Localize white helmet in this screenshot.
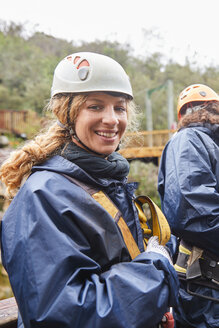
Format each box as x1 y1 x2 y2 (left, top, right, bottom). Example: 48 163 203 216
51 52 133 99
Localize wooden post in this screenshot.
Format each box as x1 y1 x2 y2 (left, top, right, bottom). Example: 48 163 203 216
167 79 175 140
145 91 153 147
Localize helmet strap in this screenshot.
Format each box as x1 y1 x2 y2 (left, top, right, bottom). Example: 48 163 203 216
67 97 74 125
72 132 108 157
185 103 207 116
115 142 120 151
56 120 66 129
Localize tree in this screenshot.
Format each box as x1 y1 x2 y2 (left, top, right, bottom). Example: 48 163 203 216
1 20 219 125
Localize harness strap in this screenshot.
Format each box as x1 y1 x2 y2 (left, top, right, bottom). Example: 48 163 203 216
92 191 141 259
62 174 140 259
62 175 171 259
174 241 191 276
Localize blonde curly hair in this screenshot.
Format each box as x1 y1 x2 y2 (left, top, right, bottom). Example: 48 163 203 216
0 93 138 197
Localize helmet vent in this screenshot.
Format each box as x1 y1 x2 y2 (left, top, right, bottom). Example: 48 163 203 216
73 56 80 64
77 59 90 68
66 55 90 81
78 67 89 81
199 91 207 97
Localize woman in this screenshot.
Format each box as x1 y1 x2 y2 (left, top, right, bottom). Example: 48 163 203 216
158 84 219 328
1 52 178 328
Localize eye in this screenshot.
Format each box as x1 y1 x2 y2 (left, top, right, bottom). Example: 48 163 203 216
115 106 127 112
88 105 102 110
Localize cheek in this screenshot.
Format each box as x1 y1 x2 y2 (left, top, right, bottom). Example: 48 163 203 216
121 115 128 131
74 118 86 137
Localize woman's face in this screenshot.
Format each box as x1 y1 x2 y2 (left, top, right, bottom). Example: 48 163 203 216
74 92 128 156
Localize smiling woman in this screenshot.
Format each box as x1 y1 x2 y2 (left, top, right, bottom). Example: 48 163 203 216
0 52 179 328
73 92 128 156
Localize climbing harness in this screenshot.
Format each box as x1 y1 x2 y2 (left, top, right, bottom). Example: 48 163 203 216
175 240 219 302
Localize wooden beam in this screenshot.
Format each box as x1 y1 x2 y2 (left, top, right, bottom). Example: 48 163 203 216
0 297 17 328
119 146 164 159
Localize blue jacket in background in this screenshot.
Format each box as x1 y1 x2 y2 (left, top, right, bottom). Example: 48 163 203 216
1 155 178 328
158 124 219 327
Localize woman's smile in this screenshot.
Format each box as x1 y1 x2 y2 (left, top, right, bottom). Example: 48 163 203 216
95 131 117 138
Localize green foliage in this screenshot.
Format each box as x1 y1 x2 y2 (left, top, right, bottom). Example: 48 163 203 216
129 161 160 206
0 20 219 128
0 264 13 300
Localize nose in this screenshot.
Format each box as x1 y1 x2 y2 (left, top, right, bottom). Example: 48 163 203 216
102 106 119 125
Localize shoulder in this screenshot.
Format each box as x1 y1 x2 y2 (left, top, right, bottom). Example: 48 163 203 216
171 126 202 141
176 125 215 141
160 127 212 170
15 170 87 213
167 127 210 151
27 170 68 190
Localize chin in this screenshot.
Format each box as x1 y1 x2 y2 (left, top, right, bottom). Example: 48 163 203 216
100 148 116 156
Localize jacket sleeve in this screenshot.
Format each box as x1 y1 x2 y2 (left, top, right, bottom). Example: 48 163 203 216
158 129 219 255
1 172 179 328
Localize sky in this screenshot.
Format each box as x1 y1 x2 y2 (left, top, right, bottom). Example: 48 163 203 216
1 0 219 68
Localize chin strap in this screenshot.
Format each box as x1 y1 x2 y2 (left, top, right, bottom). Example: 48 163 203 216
72 132 108 157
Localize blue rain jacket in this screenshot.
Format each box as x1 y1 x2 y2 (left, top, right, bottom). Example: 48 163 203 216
158 124 219 327
1 155 178 328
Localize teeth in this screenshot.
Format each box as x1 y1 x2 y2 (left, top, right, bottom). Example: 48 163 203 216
97 132 116 138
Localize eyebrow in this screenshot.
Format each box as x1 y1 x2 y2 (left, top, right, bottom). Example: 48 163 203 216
86 98 104 103
87 98 126 104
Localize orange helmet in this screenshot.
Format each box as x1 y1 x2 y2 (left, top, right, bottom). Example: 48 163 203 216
177 84 219 119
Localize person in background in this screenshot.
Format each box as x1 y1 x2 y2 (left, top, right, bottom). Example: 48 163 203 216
158 83 219 328
0 52 178 328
